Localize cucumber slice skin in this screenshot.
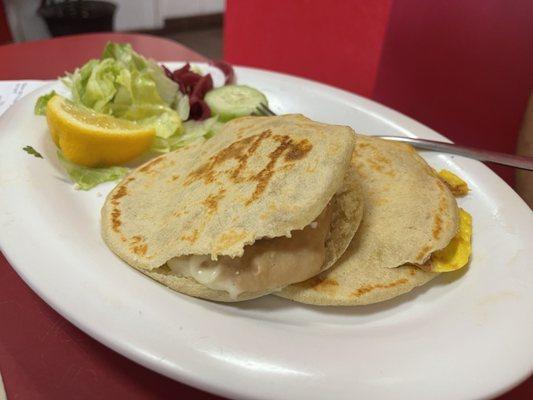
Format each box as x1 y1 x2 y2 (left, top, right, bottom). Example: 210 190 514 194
205 85 268 122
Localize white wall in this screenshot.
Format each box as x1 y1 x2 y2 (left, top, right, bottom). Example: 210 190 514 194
157 0 225 24
4 0 50 42
114 0 225 31
112 0 159 31
5 0 226 42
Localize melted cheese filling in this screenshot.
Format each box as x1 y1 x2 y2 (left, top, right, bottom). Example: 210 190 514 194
167 205 333 299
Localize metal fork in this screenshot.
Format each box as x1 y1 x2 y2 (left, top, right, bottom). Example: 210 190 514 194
253 103 276 116
253 104 533 171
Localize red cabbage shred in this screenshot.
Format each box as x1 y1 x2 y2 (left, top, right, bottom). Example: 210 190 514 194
163 61 234 120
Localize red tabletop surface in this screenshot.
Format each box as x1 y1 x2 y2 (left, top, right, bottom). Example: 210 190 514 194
0 32 531 399
0 32 223 400
0 32 205 80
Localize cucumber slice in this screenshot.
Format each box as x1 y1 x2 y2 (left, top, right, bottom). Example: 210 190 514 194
205 85 268 121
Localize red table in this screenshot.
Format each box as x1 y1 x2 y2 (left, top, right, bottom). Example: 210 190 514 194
0 32 205 80
1 32 530 399
0 32 223 400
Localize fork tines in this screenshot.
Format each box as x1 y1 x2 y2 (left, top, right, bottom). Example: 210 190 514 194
254 103 277 116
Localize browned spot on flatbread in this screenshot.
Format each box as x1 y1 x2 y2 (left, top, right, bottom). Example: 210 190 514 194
284 138 312 161
184 132 265 186
426 179 453 241
202 189 227 213
111 185 128 204
432 183 449 240
214 229 249 252
356 141 395 176
245 135 312 205
180 229 199 244
279 163 295 172
110 186 128 232
184 162 214 185
416 244 431 262
171 174 180 181
417 260 434 272
367 156 395 177
129 235 148 256
433 214 443 239
356 142 372 150
111 209 121 232
436 178 454 200
292 276 339 295
310 278 339 295
376 153 392 165
353 161 368 178
351 278 409 298
139 156 165 173
184 130 313 206
109 178 136 233
244 134 292 205
231 132 270 180
436 179 447 192
133 244 148 256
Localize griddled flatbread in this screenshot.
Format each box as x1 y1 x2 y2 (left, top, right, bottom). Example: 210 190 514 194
101 114 363 301
145 164 363 302
277 135 458 306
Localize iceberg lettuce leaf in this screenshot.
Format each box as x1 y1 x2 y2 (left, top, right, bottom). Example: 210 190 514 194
151 116 219 153
34 91 57 115
57 151 129 190
62 42 182 140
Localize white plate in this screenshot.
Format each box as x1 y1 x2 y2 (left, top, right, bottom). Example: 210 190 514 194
1 64 532 400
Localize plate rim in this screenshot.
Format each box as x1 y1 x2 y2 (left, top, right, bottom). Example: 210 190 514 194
1 64 532 400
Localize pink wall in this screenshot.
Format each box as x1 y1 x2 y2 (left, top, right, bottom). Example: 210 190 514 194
224 0 533 184
373 0 533 183
224 0 393 97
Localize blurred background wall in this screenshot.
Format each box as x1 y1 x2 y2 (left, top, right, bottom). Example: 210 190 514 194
3 0 224 42
1 0 531 191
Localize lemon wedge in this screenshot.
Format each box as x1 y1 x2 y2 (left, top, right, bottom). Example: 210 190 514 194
46 95 155 167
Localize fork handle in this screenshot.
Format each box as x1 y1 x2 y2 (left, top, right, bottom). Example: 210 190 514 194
378 136 533 171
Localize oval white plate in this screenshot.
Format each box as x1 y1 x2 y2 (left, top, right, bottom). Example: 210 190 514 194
1 64 532 400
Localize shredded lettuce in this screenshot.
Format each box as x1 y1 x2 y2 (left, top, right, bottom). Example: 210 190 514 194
174 91 190 121
140 109 183 139
152 116 220 153
182 116 220 141
34 42 227 190
57 151 129 190
61 43 186 140
34 91 57 115
190 64 204 75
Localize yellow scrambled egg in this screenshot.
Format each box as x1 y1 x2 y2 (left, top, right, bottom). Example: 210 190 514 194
438 169 469 196
429 209 472 272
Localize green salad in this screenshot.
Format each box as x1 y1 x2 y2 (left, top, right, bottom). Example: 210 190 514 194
33 42 268 190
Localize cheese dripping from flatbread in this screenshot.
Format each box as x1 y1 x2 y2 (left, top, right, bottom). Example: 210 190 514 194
168 204 333 299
